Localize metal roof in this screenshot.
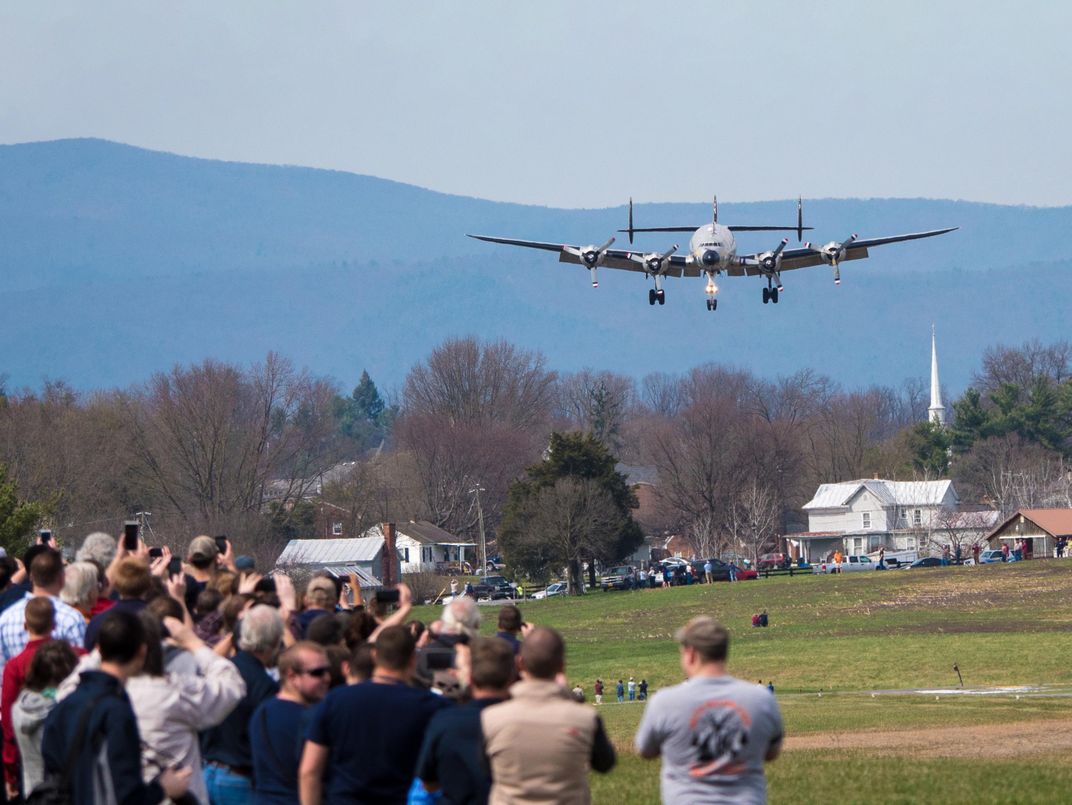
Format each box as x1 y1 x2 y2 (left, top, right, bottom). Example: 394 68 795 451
321 564 383 588
988 508 1072 540
804 480 955 510
275 536 385 566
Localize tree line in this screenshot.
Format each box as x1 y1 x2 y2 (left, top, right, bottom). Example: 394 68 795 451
1 337 1069 575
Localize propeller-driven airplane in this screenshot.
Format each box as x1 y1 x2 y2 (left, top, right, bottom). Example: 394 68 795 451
468 198 956 311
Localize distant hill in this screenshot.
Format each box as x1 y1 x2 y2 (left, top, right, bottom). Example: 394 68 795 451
1 138 1070 395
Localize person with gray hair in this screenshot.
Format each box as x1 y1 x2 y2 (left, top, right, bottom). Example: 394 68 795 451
59 561 100 620
441 595 481 638
75 532 116 568
202 605 283 803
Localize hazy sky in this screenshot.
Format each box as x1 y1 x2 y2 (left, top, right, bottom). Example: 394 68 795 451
1 1 1068 208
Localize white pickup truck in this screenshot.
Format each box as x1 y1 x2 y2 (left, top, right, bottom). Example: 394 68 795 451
812 555 875 574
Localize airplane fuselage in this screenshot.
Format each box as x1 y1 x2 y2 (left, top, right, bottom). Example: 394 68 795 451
688 223 737 273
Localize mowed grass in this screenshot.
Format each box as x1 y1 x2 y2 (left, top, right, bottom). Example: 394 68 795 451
414 561 1072 803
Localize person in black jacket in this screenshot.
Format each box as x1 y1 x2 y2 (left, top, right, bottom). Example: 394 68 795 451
41 609 191 804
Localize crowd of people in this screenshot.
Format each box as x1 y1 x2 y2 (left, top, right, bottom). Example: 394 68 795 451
0 531 783 804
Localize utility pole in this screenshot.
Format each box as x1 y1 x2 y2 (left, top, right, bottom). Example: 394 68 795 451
470 486 487 573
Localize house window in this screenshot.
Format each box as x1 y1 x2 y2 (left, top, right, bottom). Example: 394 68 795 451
402 547 410 563
332 522 343 536
862 512 871 530
913 509 923 527
853 538 864 554
899 507 907 518
906 537 917 550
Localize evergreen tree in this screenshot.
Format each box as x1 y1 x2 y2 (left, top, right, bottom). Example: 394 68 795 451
0 464 44 555
498 432 643 592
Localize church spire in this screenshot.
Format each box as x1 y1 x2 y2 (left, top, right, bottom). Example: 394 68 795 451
928 324 947 426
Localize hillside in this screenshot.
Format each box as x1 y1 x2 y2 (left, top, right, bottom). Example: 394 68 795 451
1 139 1070 392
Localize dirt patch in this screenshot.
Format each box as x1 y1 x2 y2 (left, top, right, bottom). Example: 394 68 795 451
785 719 1072 757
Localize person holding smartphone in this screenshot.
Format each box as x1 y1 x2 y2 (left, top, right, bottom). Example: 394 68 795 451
181 536 224 614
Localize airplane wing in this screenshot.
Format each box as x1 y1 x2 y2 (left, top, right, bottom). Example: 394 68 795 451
467 234 694 276
735 227 957 275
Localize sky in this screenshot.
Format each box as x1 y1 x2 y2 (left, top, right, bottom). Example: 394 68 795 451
1 1 1069 209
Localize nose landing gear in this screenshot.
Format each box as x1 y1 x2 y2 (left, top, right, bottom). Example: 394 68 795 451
762 279 781 305
648 288 665 306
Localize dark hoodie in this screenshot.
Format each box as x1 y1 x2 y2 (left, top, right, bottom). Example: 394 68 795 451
42 670 163 805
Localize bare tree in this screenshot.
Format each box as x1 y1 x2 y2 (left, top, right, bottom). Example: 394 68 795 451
121 354 341 542
973 339 1071 394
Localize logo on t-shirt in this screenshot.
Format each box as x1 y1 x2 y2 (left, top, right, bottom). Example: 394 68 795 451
687 699 751 777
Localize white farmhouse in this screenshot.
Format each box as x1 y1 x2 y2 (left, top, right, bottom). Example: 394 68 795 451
791 479 965 561
360 521 477 575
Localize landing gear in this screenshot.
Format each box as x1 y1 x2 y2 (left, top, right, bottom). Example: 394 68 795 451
706 298 718 311
648 289 665 306
763 279 780 305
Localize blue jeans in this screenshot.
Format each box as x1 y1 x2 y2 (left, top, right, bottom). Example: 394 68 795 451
205 764 253 805
628 690 635 701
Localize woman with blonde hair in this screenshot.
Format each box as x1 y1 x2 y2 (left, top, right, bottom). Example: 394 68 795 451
59 561 99 621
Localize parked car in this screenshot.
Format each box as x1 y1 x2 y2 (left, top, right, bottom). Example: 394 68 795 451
979 549 1006 564
757 552 788 570
908 557 943 568
472 575 513 599
532 581 567 599
687 559 732 582
601 565 637 591
813 555 875 574
736 567 759 581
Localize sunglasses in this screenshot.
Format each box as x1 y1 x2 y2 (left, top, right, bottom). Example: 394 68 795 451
298 666 331 678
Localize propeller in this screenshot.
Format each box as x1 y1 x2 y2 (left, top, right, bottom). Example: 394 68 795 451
632 244 678 276
804 234 857 284
797 197 804 242
627 198 634 245
757 238 788 291
565 236 615 287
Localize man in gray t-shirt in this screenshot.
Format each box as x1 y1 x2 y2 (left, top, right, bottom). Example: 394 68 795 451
635 616 783 804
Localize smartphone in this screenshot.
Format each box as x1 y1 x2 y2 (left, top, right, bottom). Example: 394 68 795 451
375 588 400 605
167 557 183 578
38 529 53 545
425 649 456 671
148 547 163 559
214 535 228 554
123 521 140 551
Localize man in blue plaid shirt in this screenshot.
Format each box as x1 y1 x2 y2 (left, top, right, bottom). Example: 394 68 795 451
0 550 86 678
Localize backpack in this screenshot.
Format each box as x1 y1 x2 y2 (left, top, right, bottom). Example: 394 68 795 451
26 693 117 805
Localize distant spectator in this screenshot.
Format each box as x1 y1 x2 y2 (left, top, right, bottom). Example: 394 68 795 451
703 560 713 584
0 556 28 617
2 598 57 797
299 625 451 803
594 678 604 705
84 556 151 651
202 605 284 804
628 676 637 702
636 616 783 804
298 577 337 638
495 605 524 654
1002 542 1011 561
617 679 625 703
183 535 221 612
0 550 86 672
250 641 330 805
60 561 100 621
11 640 79 795
75 531 117 569
482 627 615 803
417 637 515 804
639 679 648 701
43 610 192 804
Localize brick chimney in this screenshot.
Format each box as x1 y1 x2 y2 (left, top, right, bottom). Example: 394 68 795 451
381 522 398 588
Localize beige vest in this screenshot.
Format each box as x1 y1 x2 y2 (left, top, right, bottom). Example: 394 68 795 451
481 679 599 805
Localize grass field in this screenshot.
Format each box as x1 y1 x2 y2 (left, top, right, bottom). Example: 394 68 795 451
415 561 1072 803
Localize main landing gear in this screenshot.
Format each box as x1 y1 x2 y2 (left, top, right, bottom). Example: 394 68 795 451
706 298 718 311
648 288 665 306
762 278 781 305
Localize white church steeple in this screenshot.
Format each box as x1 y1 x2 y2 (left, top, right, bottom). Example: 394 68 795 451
928 324 947 426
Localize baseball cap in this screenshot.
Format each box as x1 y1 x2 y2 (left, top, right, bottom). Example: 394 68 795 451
235 555 255 572
187 535 219 562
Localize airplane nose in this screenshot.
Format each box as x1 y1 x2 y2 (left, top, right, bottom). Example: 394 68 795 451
701 250 720 267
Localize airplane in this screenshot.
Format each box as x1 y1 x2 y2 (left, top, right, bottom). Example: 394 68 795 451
468 198 956 311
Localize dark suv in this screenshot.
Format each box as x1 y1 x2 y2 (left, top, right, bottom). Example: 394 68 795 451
601 565 636 591
688 558 732 582
472 575 513 600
